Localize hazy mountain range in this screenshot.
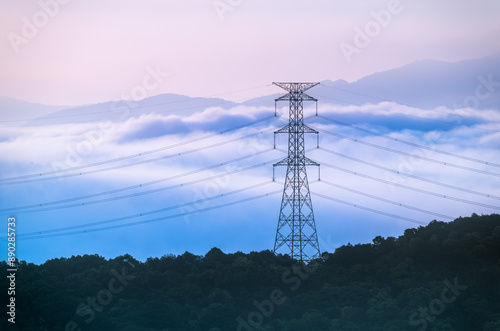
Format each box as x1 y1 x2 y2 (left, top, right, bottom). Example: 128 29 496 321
1 53 499 126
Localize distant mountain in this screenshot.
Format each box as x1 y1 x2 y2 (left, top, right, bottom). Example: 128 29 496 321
312 53 500 110
3 53 500 126
23 94 239 126
0 97 71 126
244 53 500 110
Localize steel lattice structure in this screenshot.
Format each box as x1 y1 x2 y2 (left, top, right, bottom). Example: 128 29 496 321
273 82 321 263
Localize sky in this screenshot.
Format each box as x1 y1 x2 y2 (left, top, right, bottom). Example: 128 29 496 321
1 0 500 264
1 0 500 105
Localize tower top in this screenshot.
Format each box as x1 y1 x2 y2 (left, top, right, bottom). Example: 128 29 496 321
273 82 319 93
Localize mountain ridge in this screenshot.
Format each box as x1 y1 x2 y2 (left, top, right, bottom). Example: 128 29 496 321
2 53 499 126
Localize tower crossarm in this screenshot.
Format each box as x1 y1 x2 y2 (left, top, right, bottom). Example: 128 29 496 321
273 157 319 167
275 92 317 103
274 124 318 134
273 82 319 93
303 157 320 167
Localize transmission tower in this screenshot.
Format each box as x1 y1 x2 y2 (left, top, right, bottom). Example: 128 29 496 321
273 82 321 263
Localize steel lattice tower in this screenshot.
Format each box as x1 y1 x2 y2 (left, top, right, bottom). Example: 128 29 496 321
273 82 320 263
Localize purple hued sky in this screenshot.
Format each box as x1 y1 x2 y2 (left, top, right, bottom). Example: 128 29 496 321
1 0 500 106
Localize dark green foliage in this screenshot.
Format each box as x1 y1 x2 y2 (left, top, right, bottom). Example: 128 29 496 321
1 214 499 330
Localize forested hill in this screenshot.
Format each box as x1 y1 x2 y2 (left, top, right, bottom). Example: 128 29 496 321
1 214 500 331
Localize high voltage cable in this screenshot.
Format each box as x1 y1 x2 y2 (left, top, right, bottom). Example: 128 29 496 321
318 82 422 108
1 125 279 186
8 183 282 241
14 99 229 124
309 92 455 126
279 146 500 203
318 147 500 200
317 82 500 127
1 132 266 185
4 80 496 242
318 129 500 178
0 114 276 183
19 180 274 236
7 80 494 243
319 82 400 103
319 161 500 212
1 84 273 124
8 155 282 214
318 114 500 168
0 149 279 212
3 112 316 185
313 191 428 226
299 146 499 211
319 179 454 220
274 179 428 225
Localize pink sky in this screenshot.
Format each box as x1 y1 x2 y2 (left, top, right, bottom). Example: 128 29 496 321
1 0 500 106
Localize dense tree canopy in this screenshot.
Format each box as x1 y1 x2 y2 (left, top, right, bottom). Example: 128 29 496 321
1 213 499 330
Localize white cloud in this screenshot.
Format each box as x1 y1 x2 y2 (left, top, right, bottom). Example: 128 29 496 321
1 100 499 262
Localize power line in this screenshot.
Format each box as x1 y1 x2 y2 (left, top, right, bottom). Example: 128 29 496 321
9 154 281 214
319 161 500 212
0 84 273 124
317 129 500 178
320 179 454 220
317 82 500 127
10 182 282 241
1 125 279 186
3 80 496 246
319 82 425 106
313 191 428 226
7 99 230 125
309 92 455 126
0 149 279 212
0 115 276 183
1 132 266 185
318 114 500 168
318 147 500 200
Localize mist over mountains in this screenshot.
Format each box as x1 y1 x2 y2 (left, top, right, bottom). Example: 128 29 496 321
2 53 499 128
